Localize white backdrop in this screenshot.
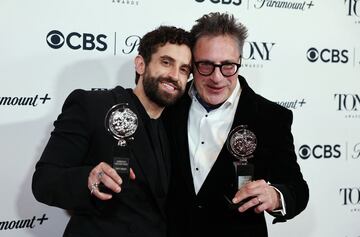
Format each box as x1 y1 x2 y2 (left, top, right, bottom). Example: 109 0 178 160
1 0 360 236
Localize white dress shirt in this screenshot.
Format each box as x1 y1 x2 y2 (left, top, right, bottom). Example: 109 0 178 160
188 80 241 194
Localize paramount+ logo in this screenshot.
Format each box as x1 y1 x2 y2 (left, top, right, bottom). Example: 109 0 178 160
0 214 48 231
46 30 107 51
306 47 349 63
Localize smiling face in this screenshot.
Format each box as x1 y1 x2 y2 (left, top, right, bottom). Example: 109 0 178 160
137 42 192 107
193 35 241 106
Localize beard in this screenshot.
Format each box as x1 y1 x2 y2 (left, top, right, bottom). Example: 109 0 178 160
142 72 185 107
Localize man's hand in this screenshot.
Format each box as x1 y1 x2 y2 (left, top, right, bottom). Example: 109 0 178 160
232 179 281 213
87 162 136 200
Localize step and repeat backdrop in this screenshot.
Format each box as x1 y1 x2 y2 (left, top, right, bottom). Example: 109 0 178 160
1 0 359 236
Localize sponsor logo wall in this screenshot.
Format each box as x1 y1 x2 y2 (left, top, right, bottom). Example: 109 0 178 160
1 0 359 236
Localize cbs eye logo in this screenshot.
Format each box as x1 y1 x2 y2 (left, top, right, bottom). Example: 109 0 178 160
47 30 65 49
46 30 107 51
306 48 319 62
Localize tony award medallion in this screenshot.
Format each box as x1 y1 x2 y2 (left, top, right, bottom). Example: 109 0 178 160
104 103 138 187
224 125 257 208
105 103 138 147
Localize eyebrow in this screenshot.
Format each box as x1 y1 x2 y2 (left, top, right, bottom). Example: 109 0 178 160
195 59 239 64
160 55 175 62
161 55 191 68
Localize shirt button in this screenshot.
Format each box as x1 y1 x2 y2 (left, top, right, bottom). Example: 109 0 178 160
196 168 199 171
201 141 204 144
205 114 208 117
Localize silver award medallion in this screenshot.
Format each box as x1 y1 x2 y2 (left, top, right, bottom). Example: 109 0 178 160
227 125 257 164
105 103 138 146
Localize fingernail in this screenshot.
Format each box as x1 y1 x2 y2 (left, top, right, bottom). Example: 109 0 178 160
232 198 237 203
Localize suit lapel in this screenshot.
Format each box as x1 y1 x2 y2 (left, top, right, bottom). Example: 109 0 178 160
127 117 159 197
231 76 258 129
157 121 170 193
173 90 197 198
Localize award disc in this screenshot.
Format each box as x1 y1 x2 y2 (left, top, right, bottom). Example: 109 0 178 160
105 103 138 146
226 125 257 162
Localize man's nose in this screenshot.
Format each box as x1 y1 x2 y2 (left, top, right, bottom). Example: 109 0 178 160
168 67 180 80
209 66 223 83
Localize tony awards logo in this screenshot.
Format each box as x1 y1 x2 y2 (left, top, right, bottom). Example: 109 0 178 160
105 103 138 183
226 125 257 189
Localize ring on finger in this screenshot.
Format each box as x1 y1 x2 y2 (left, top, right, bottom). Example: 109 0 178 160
90 182 99 195
257 196 262 204
97 171 104 180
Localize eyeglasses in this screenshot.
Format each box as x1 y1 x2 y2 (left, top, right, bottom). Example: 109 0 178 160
194 61 241 77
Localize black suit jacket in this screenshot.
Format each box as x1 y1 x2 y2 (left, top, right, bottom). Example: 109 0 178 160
164 76 309 237
32 87 170 237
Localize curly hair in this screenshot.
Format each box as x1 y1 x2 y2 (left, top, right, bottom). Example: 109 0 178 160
135 26 193 84
190 12 248 55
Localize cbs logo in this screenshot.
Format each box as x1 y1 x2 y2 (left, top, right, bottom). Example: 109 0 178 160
298 144 341 159
46 30 107 51
307 47 349 63
195 0 241 5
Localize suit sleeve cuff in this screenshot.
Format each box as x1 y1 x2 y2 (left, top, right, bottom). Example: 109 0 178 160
269 185 287 216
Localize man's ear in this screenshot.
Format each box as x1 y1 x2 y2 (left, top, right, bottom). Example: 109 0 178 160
135 55 145 75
